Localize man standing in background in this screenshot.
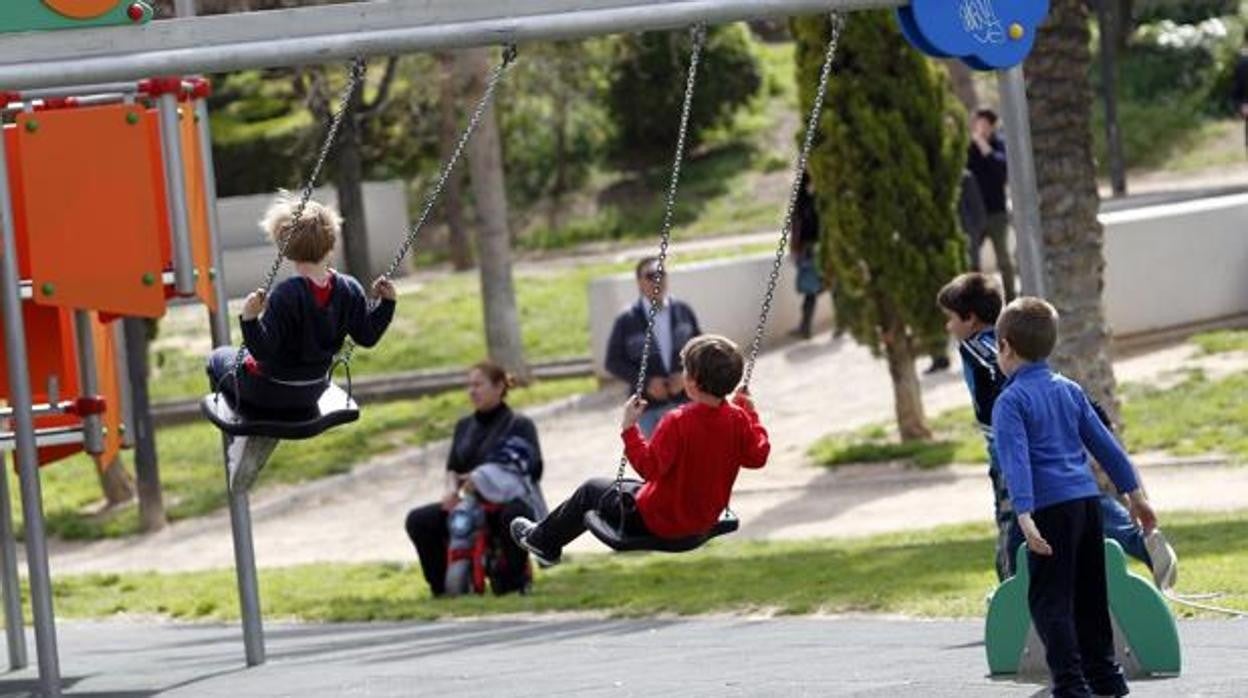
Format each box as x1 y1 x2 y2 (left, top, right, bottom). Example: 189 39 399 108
966 108 1016 303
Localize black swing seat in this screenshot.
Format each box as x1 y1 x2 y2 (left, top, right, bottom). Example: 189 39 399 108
583 509 739 553
200 382 359 440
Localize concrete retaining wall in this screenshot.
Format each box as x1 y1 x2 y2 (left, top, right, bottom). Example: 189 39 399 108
1102 193 1248 338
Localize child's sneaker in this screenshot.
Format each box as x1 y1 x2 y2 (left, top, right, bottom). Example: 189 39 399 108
1144 529 1178 592
509 517 560 567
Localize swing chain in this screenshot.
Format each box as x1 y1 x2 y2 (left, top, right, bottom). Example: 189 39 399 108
337 44 519 369
222 56 367 390
614 23 707 488
741 12 844 390
381 44 518 283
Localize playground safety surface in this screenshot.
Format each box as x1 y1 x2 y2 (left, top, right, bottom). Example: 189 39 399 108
1 617 1243 696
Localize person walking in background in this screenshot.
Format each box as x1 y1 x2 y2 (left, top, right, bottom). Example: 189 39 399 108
790 171 827 340
966 108 1016 303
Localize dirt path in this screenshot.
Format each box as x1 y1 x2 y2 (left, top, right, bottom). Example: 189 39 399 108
45 337 1248 574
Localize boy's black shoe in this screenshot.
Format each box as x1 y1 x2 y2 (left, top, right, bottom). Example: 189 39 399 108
510 517 561 567
1090 675 1129 697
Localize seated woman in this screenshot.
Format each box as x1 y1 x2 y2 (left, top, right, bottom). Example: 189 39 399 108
404 361 545 596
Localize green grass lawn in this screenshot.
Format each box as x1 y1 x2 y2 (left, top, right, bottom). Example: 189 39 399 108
1190 329 1248 356
809 344 1248 469
22 376 595 541
40 510 1248 622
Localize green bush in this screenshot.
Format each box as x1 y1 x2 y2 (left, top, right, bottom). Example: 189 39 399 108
605 24 762 170
501 40 613 207
1091 14 1241 170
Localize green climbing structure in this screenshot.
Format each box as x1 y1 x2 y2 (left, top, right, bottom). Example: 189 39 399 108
985 540 1181 677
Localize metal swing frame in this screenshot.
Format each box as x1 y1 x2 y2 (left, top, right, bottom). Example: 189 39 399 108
0 1 1050 696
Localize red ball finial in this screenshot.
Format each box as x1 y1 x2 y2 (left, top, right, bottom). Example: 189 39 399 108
127 3 145 22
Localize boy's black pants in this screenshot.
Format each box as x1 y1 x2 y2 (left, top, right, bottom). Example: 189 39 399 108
528 477 650 554
1028 496 1127 698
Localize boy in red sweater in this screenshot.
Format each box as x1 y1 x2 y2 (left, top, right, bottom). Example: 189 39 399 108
511 335 770 565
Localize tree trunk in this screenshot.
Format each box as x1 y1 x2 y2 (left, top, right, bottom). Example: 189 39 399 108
335 87 373 279
95 456 134 507
1025 0 1120 428
881 311 931 441
461 49 531 382
943 59 978 114
439 52 474 271
884 341 931 442
123 317 165 532
548 75 570 231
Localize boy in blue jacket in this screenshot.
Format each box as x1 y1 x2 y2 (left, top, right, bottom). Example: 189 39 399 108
937 273 1172 588
993 297 1158 698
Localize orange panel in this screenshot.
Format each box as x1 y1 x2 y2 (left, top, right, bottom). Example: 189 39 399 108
14 104 167 318
4 126 32 278
0 303 86 467
89 313 122 470
179 103 217 312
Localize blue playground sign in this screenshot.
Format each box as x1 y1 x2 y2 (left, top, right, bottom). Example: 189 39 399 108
898 0 1050 70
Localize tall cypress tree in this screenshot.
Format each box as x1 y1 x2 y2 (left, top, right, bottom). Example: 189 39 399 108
793 12 966 440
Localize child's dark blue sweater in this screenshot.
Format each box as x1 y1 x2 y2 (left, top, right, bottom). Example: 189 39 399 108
241 273 395 383
959 327 1005 438
992 362 1139 514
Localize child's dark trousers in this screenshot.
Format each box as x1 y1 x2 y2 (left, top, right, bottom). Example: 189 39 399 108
1028 496 1128 698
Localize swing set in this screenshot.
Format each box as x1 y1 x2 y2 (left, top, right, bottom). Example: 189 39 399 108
0 1 1061 696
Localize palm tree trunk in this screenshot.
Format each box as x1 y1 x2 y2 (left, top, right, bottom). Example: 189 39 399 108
1025 0 1120 428
460 48 531 382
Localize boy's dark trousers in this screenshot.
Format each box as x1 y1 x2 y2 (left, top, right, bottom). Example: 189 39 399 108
528 477 651 554
1028 497 1128 698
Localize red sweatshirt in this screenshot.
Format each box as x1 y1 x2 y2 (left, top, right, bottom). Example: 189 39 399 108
622 395 770 538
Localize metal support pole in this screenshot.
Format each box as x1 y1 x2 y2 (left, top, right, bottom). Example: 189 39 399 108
225 480 265 666
177 0 262 666
15 82 139 101
112 323 136 449
175 0 262 664
195 99 231 344
1096 0 1126 197
996 66 1047 298
71 311 104 455
157 93 197 296
0 110 61 698
0 453 27 670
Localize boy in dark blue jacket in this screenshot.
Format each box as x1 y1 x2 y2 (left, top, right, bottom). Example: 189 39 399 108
207 194 396 489
994 297 1158 698
937 274 1170 586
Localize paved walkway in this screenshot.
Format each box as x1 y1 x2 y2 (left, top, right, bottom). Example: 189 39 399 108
1 617 1244 696
45 336 1248 575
